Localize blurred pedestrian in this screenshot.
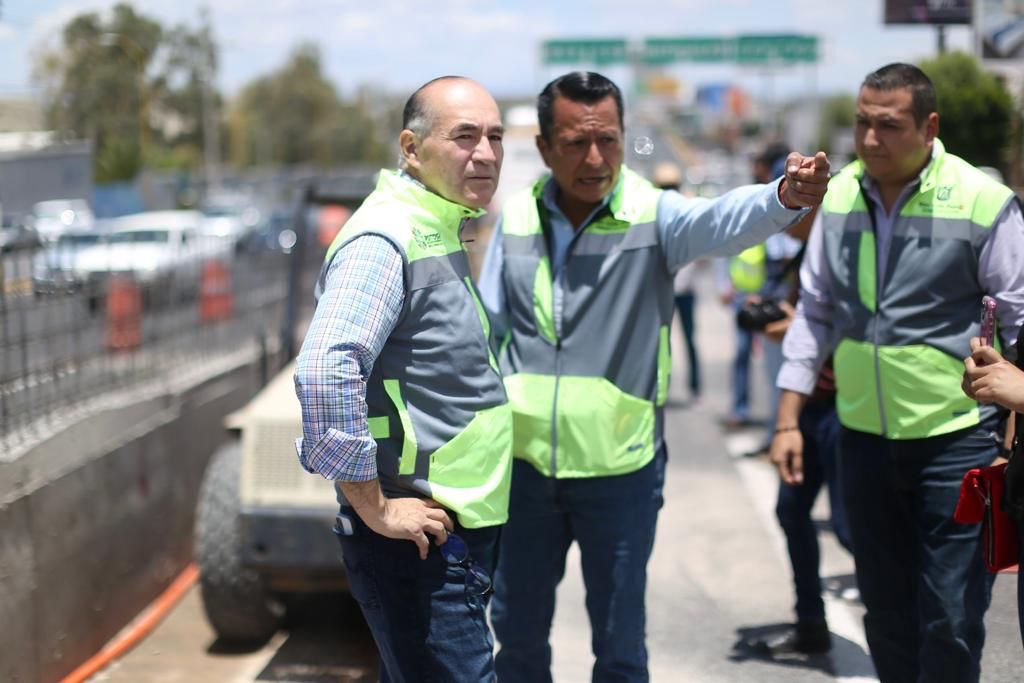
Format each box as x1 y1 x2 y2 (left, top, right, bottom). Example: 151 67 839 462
756 145 805 441
771 63 1024 682
294 76 512 682
762 209 854 656
653 161 702 402
478 70 831 683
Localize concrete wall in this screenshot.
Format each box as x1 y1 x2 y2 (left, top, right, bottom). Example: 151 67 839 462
0 353 270 683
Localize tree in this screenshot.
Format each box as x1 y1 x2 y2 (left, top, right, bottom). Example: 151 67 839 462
226 45 389 168
35 3 162 181
34 3 223 181
919 51 1015 171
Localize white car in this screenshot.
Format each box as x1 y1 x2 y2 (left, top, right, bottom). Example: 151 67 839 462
31 199 95 243
74 211 219 304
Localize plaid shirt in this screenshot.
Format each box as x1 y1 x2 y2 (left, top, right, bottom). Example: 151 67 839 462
293 234 405 481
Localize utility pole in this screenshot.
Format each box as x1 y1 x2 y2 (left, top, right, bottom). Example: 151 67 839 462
200 5 221 195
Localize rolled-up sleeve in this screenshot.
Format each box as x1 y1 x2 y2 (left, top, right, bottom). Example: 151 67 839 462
657 178 808 273
293 234 405 481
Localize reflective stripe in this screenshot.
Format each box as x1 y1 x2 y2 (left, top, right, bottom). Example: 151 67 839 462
368 416 390 439
504 372 655 477
857 231 876 313
656 325 670 406
532 258 556 344
835 339 981 437
427 402 513 529
729 244 766 293
383 379 418 476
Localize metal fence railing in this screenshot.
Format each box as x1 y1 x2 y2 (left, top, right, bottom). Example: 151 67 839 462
0 233 325 452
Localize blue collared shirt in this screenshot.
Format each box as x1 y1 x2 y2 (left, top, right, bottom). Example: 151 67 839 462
478 170 805 338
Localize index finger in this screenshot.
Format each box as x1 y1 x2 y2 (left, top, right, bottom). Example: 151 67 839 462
813 151 829 170
969 336 982 353
971 345 1004 365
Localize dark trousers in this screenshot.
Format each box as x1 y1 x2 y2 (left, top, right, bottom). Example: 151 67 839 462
841 420 998 683
336 510 500 683
1019 522 1024 648
673 293 700 396
491 449 667 683
776 401 852 622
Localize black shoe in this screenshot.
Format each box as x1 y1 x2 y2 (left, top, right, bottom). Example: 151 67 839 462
758 620 832 655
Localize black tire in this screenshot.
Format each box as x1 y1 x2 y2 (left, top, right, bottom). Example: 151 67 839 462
195 440 283 642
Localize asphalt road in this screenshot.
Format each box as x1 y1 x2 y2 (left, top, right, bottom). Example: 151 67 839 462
87 262 1022 683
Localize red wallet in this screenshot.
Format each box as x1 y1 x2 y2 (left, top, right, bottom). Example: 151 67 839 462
954 463 1020 572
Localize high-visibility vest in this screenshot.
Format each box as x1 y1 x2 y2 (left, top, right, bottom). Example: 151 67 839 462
729 244 767 293
821 139 1016 439
497 166 670 478
318 170 513 527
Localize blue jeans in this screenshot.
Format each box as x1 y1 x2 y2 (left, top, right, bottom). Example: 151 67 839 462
491 449 667 683
730 294 754 421
673 293 700 396
840 420 998 683
776 401 852 622
335 509 499 683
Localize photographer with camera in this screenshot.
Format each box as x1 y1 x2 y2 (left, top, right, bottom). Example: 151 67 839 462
744 206 855 656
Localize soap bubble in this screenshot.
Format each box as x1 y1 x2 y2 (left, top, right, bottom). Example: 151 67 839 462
633 136 654 156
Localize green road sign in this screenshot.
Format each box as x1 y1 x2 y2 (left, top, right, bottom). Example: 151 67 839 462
736 35 818 64
542 39 628 65
542 35 818 66
644 38 731 64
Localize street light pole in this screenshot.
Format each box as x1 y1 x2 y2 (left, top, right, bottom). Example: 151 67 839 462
199 6 221 194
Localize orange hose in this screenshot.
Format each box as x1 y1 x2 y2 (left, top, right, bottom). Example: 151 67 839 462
60 563 200 683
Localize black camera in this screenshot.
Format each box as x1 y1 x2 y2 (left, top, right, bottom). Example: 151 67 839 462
736 298 787 332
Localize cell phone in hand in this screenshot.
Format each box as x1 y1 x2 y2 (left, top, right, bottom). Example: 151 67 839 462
980 295 996 347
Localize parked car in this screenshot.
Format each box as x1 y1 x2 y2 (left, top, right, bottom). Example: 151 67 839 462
32 225 109 294
200 191 261 244
73 210 214 305
0 216 42 253
234 208 300 256
30 199 95 243
195 361 342 642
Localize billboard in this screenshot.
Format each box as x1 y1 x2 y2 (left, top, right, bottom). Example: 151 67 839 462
977 0 1024 60
884 0 972 24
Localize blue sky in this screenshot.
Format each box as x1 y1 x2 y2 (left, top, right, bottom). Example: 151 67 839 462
0 0 975 101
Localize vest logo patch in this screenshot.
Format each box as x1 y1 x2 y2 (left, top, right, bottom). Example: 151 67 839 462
412 227 443 250
936 185 954 201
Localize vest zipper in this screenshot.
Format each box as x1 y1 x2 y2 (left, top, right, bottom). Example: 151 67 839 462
550 260 568 476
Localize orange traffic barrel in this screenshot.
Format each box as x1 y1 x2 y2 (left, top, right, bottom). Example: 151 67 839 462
104 275 143 351
318 205 352 247
199 259 234 323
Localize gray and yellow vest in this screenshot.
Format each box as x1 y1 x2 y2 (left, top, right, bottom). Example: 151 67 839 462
498 166 672 478
322 170 512 527
821 139 1016 439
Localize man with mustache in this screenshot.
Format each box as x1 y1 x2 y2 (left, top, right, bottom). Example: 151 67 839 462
771 63 1024 682
478 70 831 683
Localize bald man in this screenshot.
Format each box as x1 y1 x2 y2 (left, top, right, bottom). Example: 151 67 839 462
295 76 511 681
